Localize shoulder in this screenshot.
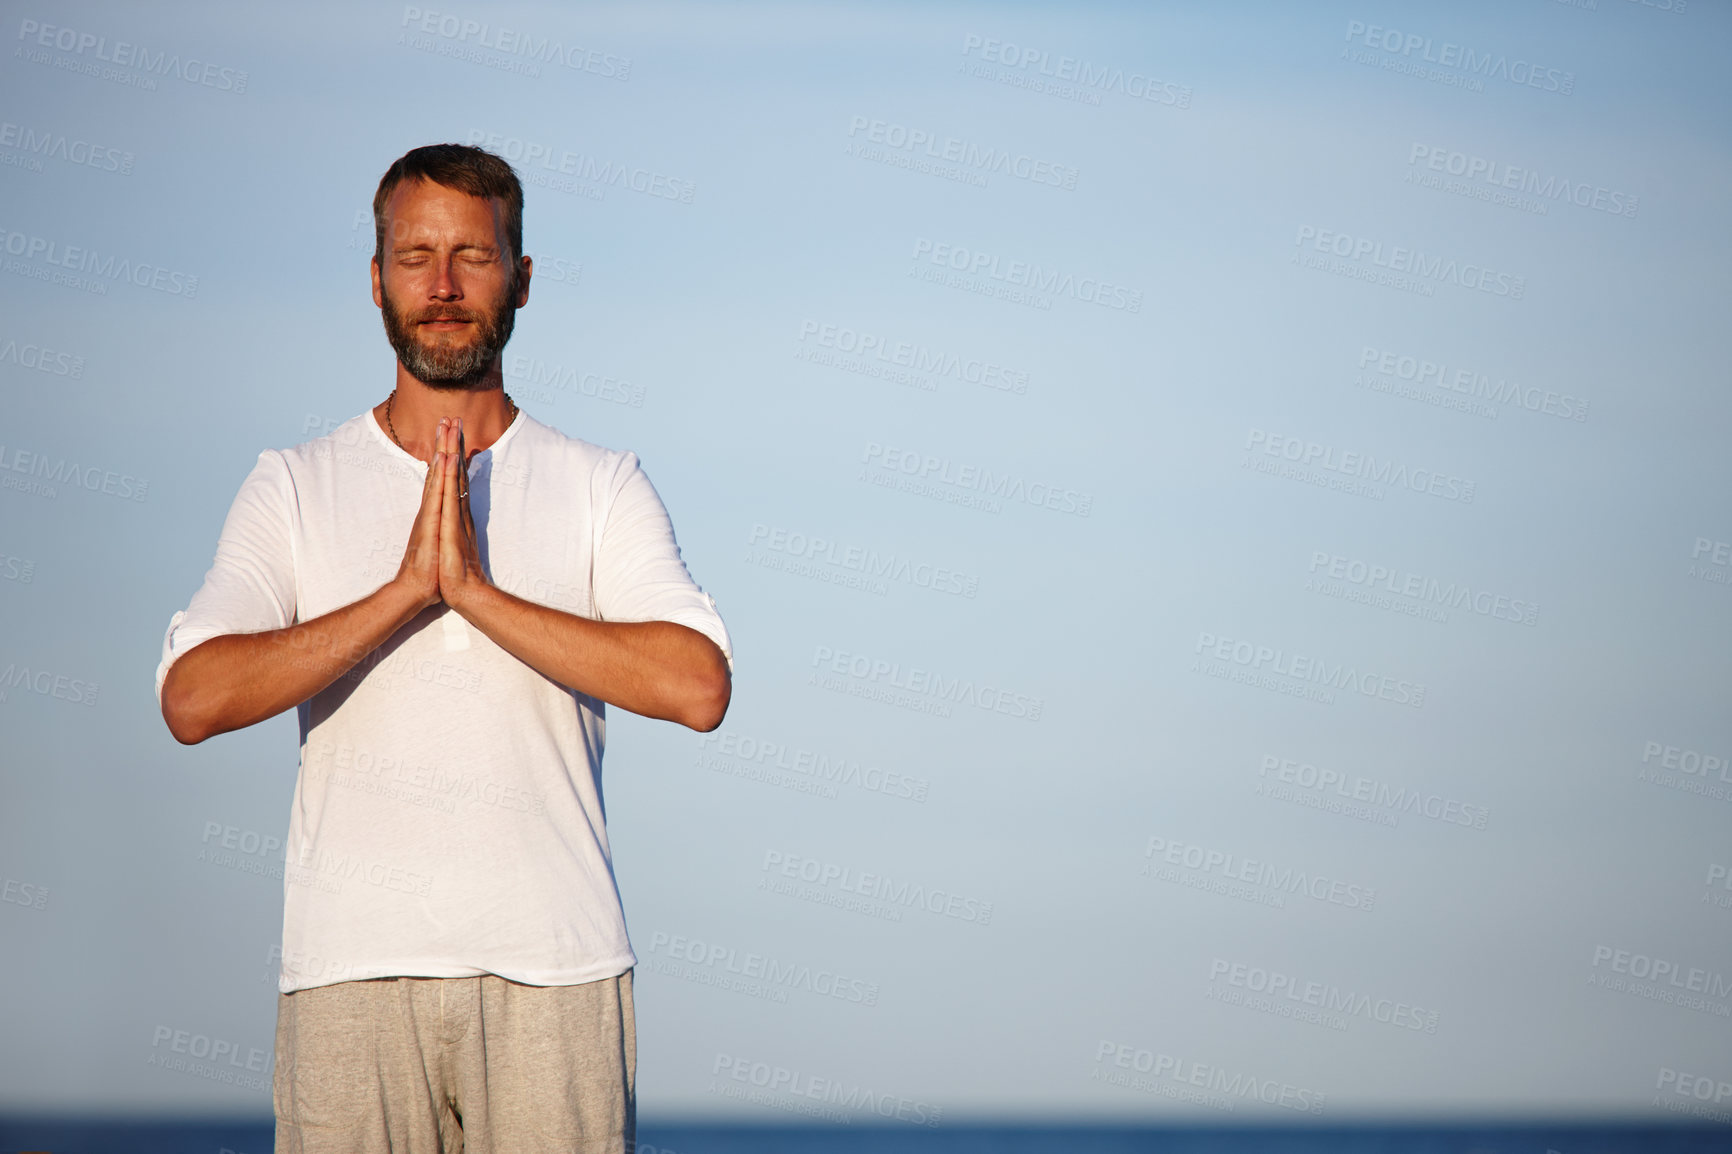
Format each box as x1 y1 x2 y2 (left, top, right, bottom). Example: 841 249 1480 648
262 412 423 489
507 415 670 527
275 412 385 469
510 413 643 481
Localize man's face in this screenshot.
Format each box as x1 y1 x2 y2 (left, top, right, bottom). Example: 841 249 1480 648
371 178 530 389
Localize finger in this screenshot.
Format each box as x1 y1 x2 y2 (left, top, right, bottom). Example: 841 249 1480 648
417 450 444 556
442 462 472 592
418 420 444 499
417 422 448 537
442 421 461 501
454 416 476 537
458 482 477 555
455 418 472 510
423 419 446 491
419 421 447 528
440 431 464 554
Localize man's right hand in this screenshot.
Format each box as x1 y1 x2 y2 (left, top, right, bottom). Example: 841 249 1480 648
394 416 450 611
162 419 466 745
160 436 449 744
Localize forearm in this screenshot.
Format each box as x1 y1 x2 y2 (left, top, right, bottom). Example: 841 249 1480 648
453 583 731 731
160 582 426 744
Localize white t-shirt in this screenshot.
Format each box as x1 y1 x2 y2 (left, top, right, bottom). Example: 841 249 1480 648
154 408 731 993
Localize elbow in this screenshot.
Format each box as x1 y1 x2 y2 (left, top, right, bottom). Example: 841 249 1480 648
160 667 214 745
683 659 732 733
163 705 210 746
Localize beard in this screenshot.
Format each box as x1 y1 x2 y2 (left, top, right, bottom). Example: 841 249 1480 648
380 276 517 389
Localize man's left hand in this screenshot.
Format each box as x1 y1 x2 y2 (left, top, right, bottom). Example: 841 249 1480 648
418 415 730 730
436 417 491 612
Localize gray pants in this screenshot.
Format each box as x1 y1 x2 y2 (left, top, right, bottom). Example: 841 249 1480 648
273 970 635 1154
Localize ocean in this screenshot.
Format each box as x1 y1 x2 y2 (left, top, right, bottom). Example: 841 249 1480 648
2 1121 1730 1154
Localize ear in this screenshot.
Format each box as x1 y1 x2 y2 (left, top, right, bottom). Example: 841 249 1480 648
514 253 533 307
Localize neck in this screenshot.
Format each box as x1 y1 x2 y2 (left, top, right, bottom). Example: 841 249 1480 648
377 375 517 463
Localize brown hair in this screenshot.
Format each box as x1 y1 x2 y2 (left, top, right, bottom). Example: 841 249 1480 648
372 144 524 277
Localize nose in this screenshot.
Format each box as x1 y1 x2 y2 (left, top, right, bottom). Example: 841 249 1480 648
429 256 460 302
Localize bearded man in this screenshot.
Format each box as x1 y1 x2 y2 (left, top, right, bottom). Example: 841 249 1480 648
156 143 731 1153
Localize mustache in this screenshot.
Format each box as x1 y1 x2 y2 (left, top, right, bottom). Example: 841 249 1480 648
413 306 481 324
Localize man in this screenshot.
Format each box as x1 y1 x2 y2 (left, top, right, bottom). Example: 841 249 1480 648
155 143 731 1153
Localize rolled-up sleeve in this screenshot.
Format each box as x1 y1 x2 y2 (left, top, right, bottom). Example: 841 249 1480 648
591 451 732 673
154 450 298 704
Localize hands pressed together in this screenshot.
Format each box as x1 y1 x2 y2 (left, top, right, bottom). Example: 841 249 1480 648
395 417 490 614
162 412 730 744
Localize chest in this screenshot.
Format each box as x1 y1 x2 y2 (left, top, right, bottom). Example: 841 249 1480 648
292 451 596 621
